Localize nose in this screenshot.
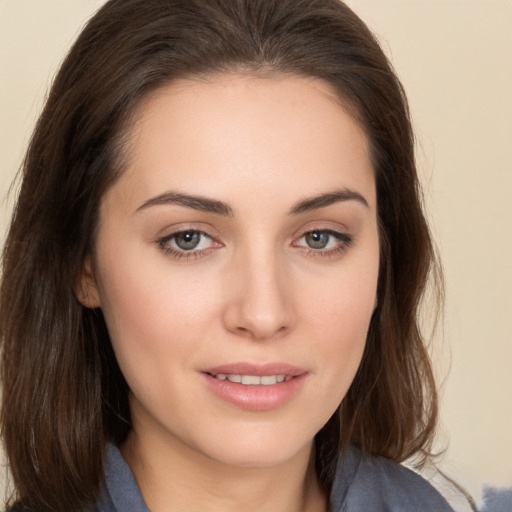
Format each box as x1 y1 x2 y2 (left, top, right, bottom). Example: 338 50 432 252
222 248 296 341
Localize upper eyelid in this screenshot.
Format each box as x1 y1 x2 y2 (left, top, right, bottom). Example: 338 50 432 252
156 224 220 241
293 229 352 245
292 225 350 240
298 227 346 236
159 229 215 245
293 218 350 233
156 224 351 245
161 228 211 238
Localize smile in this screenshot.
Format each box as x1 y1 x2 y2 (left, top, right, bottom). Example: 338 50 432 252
212 374 293 385
203 364 308 411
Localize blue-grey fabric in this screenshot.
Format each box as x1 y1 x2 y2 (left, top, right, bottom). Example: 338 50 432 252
330 448 454 512
93 444 454 511
480 486 512 512
93 444 150 512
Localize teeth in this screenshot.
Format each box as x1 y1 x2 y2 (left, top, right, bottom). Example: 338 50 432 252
242 375 262 385
214 374 289 385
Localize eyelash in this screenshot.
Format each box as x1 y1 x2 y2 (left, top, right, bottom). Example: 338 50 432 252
157 228 353 261
294 229 354 259
157 230 216 261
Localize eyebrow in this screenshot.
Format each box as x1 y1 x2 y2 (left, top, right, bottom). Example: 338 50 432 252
135 187 368 216
288 188 369 214
136 191 234 216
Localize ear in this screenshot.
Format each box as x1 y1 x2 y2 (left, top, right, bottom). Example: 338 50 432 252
76 256 101 308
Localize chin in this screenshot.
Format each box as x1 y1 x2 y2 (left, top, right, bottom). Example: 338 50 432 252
207 443 311 469
189 421 317 469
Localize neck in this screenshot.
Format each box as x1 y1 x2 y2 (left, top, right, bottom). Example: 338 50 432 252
121 428 327 512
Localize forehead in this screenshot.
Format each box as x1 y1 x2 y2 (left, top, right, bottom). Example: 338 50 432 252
108 73 375 211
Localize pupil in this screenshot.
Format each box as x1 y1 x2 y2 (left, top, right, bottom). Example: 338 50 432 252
306 231 328 249
176 232 200 250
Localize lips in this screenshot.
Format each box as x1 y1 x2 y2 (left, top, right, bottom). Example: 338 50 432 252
204 362 306 378
201 363 307 411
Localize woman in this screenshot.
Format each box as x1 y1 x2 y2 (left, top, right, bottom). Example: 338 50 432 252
0 0 453 511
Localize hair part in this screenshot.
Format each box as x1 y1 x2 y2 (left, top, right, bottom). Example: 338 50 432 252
1 0 443 510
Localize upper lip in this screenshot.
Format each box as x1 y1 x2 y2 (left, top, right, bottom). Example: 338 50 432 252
203 362 307 377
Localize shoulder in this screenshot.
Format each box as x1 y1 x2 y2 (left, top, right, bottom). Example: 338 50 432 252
330 448 455 512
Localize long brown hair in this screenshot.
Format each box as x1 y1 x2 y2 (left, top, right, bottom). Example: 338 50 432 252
1 0 442 510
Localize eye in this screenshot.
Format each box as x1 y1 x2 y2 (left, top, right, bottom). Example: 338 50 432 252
303 231 333 249
158 229 217 258
294 229 353 256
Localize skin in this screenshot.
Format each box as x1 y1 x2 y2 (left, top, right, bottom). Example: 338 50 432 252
80 73 380 512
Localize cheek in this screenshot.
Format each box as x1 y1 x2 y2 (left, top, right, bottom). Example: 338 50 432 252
301 255 378 382
303 254 378 330
95 252 221 371
96 268 203 414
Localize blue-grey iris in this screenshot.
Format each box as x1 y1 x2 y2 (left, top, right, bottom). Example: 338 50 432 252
306 231 329 249
175 231 201 250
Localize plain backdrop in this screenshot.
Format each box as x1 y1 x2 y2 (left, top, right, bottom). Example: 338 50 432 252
1 1 511 510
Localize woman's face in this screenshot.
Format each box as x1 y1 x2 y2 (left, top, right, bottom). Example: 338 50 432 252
82 74 379 468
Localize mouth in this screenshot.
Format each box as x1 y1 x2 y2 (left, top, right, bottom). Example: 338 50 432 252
201 363 307 411
208 373 293 385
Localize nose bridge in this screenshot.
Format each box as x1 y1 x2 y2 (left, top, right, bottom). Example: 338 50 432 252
223 239 294 340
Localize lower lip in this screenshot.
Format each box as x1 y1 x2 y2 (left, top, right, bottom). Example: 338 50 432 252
202 373 307 411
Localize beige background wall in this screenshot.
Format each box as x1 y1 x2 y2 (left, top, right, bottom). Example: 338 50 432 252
1 1 511 509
